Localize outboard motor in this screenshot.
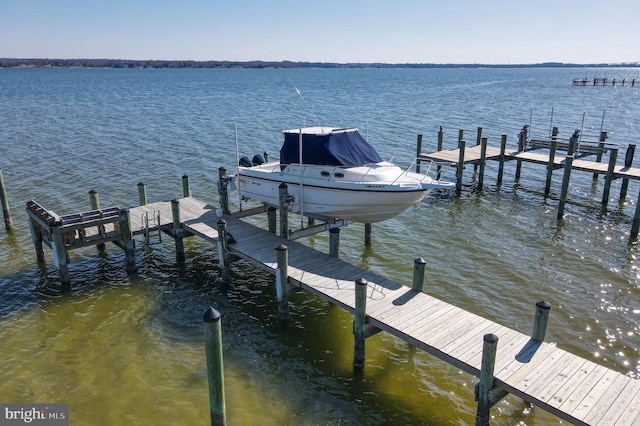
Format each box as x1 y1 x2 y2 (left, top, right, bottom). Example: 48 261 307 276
252 154 266 165
239 156 253 167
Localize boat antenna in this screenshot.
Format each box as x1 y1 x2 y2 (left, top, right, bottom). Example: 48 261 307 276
289 77 320 126
235 124 242 211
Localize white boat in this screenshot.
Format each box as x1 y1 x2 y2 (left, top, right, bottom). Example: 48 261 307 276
236 126 454 223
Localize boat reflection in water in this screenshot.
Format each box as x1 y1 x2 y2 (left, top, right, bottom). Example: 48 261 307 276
236 127 454 223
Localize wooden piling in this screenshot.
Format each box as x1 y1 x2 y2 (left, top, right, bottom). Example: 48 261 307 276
275 244 290 321
120 208 137 273
27 216 45 263
202 307 227 426
497 135 507 187
475 333 499 426
364 223 372 245
89 190 106 250
182 175 191 198
216 219 231 285
602 148 618 209
531 301 551 342
0 169 14 231
171 199 185 261
456 140 466 196
593 131 607 181
329 227 340 258
267 206 277 234
515 130 524 181
544 139 558 198
436 127 444 178
412 257 426 292
415 134 423 173
353 277 368 369
278 183 289 238
557 155 574 220
137 182 148 205
218 167 230 215
51 225 70 286
620 145 635 200
474 127 483 172
477 137 487 191
630 188 640 240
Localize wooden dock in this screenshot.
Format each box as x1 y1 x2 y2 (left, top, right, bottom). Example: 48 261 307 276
418 127 640 237
23 174 640 424
167 197 640 425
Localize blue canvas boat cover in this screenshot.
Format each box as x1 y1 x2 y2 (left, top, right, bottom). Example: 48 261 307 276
280 127 383 167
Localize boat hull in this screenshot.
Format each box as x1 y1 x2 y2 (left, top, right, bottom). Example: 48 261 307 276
237 163 438 223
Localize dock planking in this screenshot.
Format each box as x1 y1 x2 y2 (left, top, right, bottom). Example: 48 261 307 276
26 194 640 424
160 197 640 425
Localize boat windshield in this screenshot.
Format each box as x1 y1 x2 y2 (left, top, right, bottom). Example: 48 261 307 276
280 128 383 167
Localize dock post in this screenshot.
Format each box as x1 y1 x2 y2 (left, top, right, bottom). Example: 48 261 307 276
120 208 137 273
456 140 466 196
557 155 574 220
475 333 499 426
544 139 558 198
182 175 191 198
329 227 340 258
477 137 487 191
172 199 185 261
415 134 423 173
630 188 640 240
353 277 368 369
202 307 227 426
275 244 290 321
218 167 230 215
593 131 607 181
27 216 45 263
267 206 277 234
364 223 372 245
51 225 70 287
216 219 231 286
474 127 483 172
88 190 106 250
602 148 618 209
412 257 426 292
531 301 551 342
497 135 507 187
0 169 14 231
620 145 635 201
515 130 524 182
436 127 444 178
278 183 289 238
137 182 148 205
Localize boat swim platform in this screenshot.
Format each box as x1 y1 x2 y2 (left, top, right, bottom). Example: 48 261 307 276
26 196 640 424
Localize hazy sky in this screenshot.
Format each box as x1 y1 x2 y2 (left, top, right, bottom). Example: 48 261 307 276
2 0 639 64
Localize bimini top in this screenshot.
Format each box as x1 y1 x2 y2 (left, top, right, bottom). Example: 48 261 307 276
280 127 383 167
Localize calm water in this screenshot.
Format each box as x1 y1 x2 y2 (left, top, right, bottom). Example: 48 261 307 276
1 67 640 425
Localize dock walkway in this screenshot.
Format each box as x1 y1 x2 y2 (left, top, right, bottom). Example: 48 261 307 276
141 197 640 425
26 195 640 424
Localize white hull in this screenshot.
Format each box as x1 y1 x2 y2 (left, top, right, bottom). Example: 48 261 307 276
237 162 453 223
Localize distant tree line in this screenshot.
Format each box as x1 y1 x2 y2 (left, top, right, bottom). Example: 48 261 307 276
0 58 638 69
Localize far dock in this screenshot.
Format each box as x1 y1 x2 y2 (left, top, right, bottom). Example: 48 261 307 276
573 78 637 86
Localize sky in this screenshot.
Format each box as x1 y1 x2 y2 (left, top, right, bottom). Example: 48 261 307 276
1 0 639 64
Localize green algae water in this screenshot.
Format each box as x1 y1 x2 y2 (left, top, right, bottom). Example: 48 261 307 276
1 67 640 424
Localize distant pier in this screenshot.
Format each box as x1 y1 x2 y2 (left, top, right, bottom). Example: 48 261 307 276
573 78 636 86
